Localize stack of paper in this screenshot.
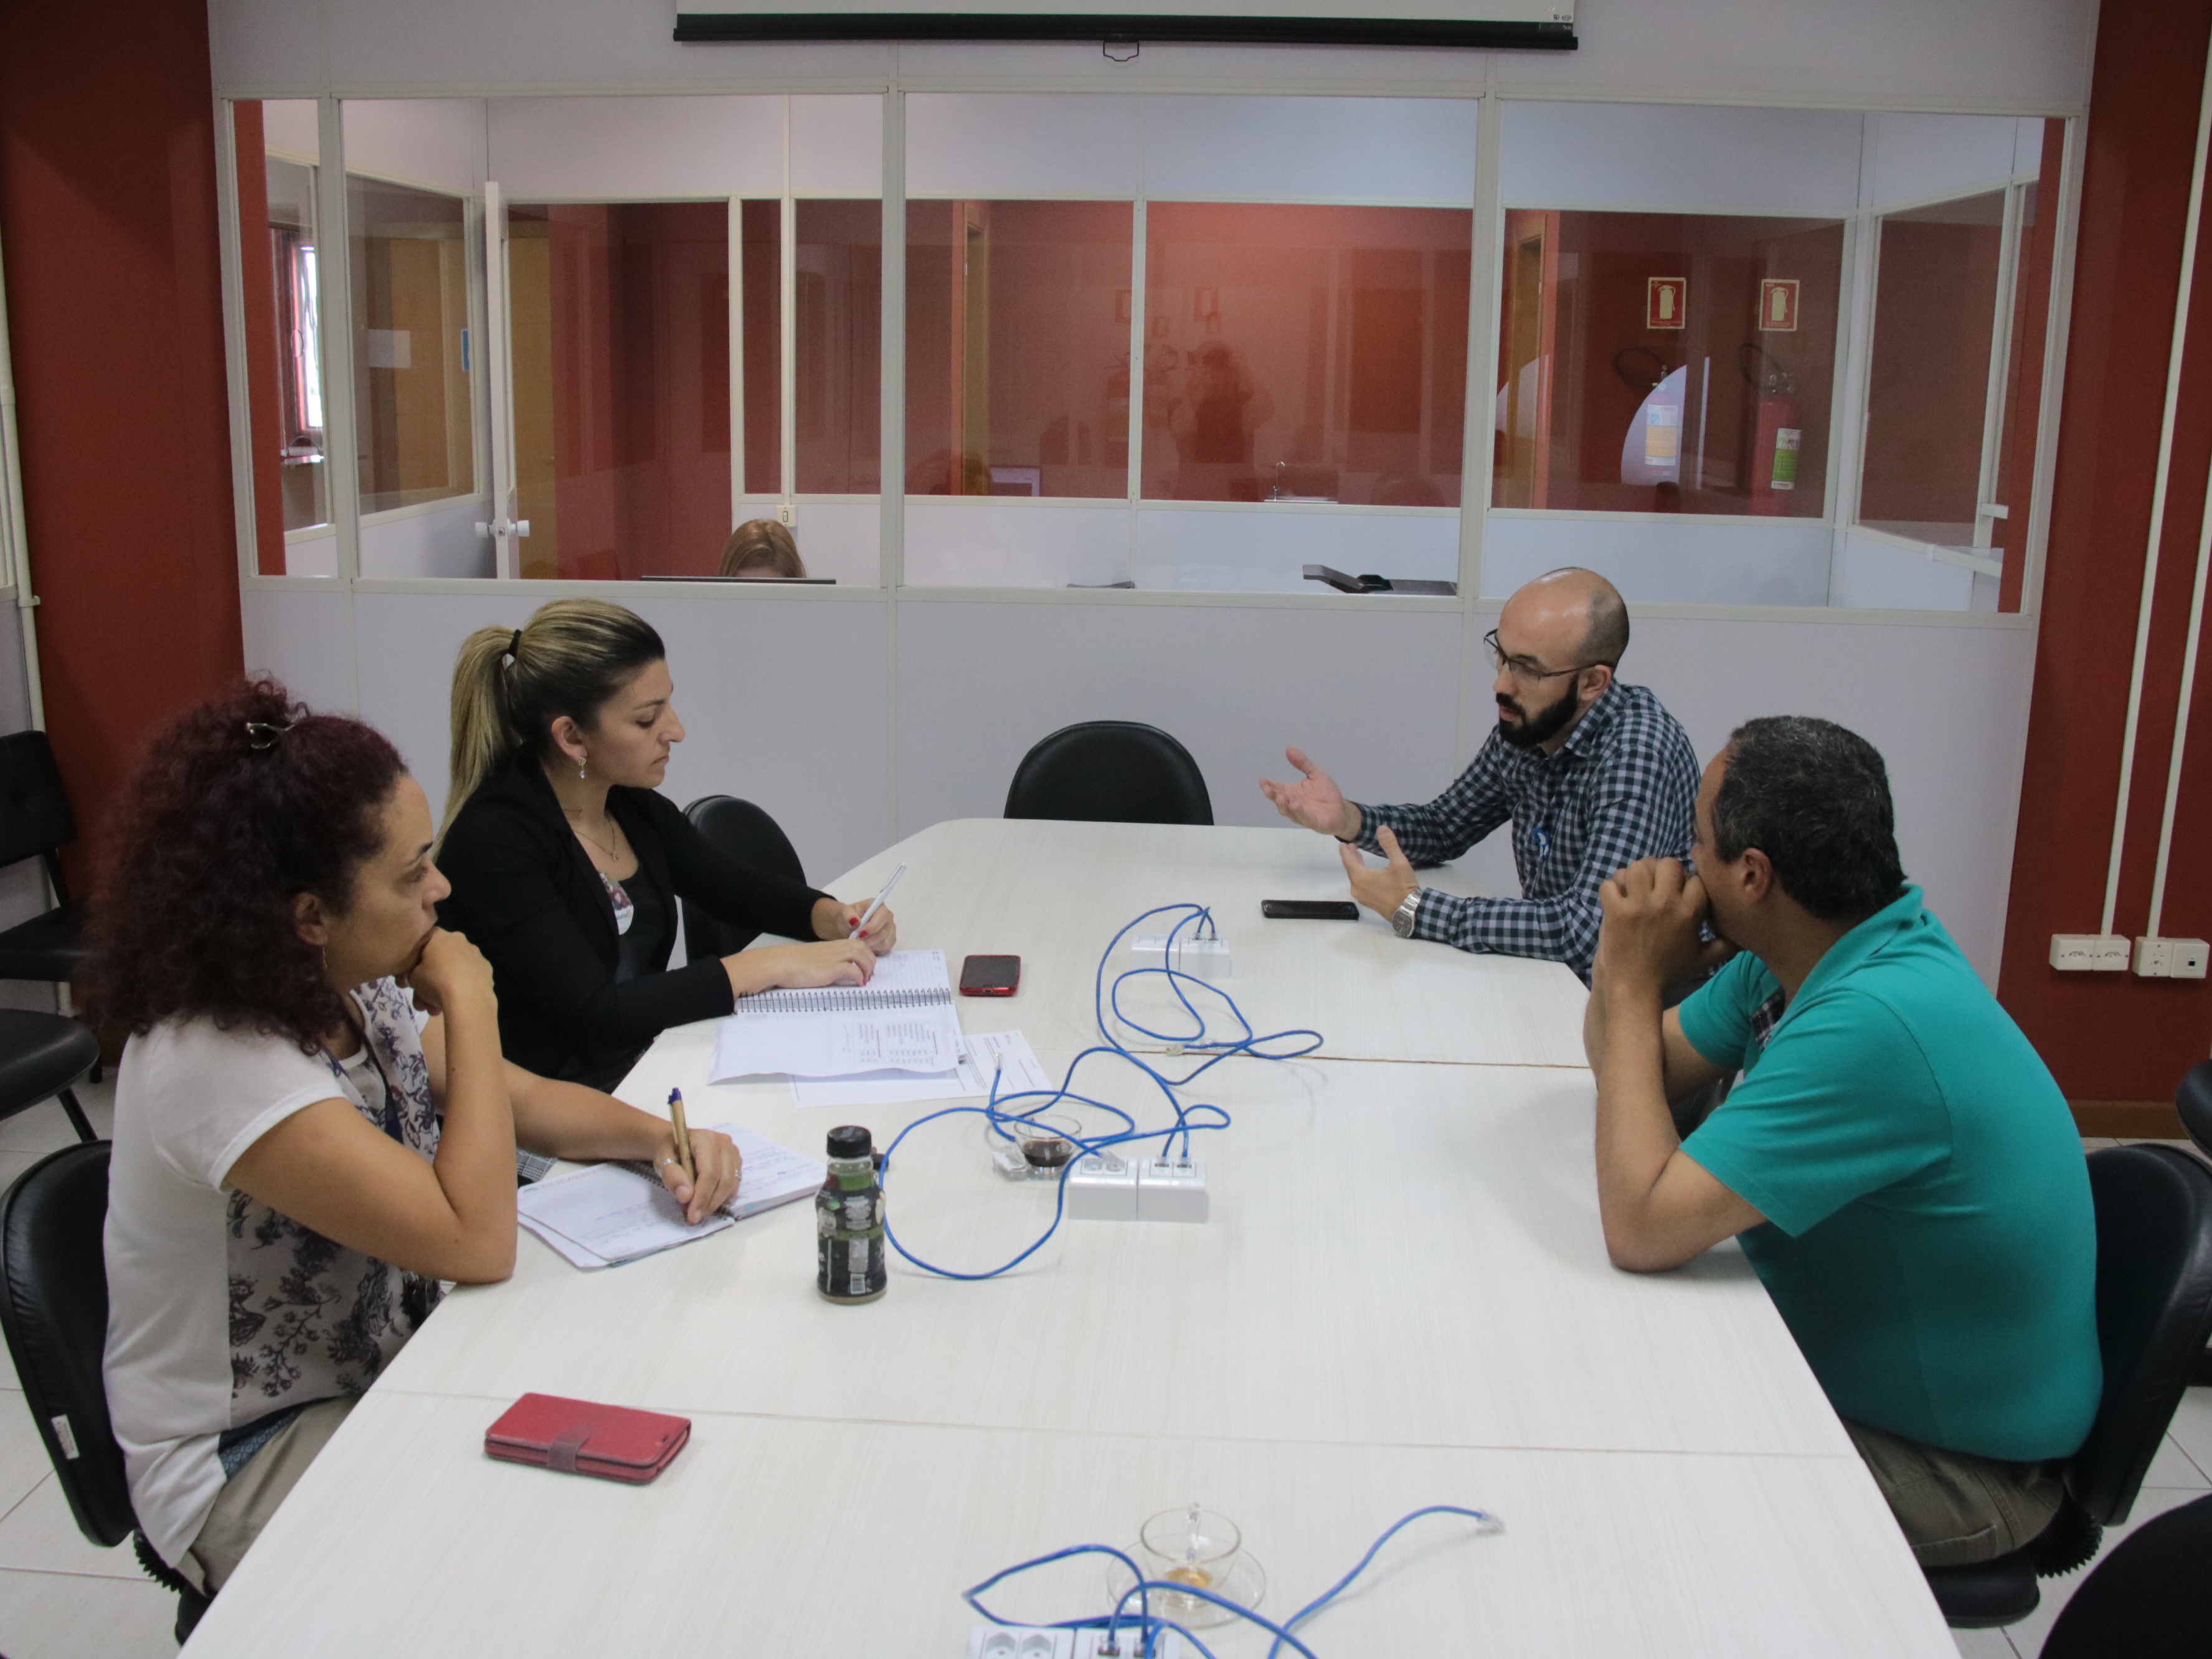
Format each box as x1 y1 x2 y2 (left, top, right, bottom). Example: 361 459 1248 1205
518 1123 824 1270
711 950 963 1081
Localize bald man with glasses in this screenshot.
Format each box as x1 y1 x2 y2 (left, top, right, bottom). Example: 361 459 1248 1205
1260 567 1698 981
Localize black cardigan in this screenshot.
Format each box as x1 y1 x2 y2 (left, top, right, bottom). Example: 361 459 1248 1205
436 757 830 1082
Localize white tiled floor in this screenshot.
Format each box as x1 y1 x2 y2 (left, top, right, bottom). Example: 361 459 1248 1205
2 1100 2206 1657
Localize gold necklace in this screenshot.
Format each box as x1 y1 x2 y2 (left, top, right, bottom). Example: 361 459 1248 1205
572 814 623 863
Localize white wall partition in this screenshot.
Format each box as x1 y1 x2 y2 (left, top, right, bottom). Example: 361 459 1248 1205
216 0 2097 991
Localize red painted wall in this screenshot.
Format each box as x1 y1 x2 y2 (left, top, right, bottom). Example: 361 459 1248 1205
1998 0 2212 1100
0 0 244 887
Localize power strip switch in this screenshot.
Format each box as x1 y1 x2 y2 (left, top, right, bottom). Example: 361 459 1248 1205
2134 937 2211 979
2051 933 2130 972
1065 1153 1139 1221
1128 935 1232 981
1137 1157 1209 1222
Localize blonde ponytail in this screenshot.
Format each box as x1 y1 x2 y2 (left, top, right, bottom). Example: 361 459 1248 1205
442 598 666 831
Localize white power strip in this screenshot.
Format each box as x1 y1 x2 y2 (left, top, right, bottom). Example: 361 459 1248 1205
1128 934 1232 981
1065 1153 1209 1222
965 1627 1185 1658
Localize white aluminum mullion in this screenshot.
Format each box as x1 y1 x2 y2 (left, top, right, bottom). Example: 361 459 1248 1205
316 97 362 588
881 88 906 592
780 98 797 508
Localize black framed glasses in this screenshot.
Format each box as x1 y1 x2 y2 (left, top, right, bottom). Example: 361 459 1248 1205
1483 630 1600 684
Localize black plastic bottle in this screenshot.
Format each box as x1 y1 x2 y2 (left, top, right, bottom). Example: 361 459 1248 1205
816 1125 887 1303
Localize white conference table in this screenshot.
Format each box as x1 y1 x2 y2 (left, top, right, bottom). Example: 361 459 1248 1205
180 820 1952 1658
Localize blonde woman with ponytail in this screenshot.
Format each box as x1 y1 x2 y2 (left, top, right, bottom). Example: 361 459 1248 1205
437 599 891 1088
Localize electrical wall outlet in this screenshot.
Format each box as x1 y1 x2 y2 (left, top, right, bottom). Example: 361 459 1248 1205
2050 933 2130 971
2135 937 2211 978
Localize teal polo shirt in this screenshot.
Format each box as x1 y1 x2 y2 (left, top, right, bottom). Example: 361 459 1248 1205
1678 887 2099 1462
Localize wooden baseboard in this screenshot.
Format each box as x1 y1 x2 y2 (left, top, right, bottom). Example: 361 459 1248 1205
2070 1099 2187 1138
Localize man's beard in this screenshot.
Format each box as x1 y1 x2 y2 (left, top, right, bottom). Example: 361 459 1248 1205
1496 685 1583 749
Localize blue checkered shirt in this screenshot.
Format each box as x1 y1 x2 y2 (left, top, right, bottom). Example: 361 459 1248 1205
1350 681 1699 981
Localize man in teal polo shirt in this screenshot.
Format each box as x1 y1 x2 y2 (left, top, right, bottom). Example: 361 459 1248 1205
1580 714 2099 1567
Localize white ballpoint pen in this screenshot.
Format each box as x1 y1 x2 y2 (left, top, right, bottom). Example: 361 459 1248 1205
853 863 905 937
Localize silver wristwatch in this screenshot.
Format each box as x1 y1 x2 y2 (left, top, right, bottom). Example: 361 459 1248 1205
1391 888 1424 939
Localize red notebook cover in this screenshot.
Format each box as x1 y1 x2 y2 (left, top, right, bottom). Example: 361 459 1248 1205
483 1392 691 1485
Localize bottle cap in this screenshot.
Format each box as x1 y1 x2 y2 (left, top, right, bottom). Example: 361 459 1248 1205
827 1125 872 1160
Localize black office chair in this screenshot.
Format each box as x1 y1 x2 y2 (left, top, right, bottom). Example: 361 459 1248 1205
0 1011 100 1143
0 731 90 991
0 1143 210 1640
1003 722 1213 827
2038 1492 2212 1658
2177 1059 2212 1385
681 795 806 961
1925 1144 2212 1628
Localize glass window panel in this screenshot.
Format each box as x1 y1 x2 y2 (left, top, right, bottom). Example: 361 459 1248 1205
1855 117 2059 613
231 100 331 575
1491 210 1843 518
506 201 732 580
905 200 1135 501
739 199 780 495
349 177 476 516
1141 203 1470 507
1858 191 2005 546
795 199 880 494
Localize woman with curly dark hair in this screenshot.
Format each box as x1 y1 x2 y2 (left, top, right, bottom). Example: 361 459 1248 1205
90 680 740 1597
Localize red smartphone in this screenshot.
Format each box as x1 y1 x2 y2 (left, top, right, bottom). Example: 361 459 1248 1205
960 954 1021 996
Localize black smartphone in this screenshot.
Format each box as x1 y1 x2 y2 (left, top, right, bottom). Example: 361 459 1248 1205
1261 899 1360 920
960 954 1022 996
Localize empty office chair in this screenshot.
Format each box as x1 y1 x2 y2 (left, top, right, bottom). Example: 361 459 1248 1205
1004 722 1213 827
2177 1059 2212 1384
1924 1145 2212 1628
0 731 89 992
0 1143 210 1640
2177 1059 2212 1154
681 795 806 961
0 1011 100 1143
2037 1492 2212 1658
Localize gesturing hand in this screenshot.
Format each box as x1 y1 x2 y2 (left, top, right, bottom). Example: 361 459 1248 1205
1259 747 1359 839
1594 858 1732 995
1340 825 1419 922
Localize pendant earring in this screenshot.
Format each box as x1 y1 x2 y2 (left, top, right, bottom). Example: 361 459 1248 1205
579 759 587 780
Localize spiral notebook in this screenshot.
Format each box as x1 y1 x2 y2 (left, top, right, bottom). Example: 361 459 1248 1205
709 948 964 1080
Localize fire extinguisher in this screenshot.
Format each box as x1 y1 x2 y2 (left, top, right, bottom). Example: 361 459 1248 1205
1749 367 1800 517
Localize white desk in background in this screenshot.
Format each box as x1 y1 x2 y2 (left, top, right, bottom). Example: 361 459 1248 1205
178 821 1953 1657
805 819 1590 1069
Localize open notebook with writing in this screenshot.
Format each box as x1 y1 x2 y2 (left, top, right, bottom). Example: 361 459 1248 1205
709 948 963 1080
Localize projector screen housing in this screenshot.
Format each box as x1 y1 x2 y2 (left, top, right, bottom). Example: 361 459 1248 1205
675 3 1577 49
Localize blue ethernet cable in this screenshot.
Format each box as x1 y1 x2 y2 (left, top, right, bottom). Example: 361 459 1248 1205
962 1505 1503 1657
877 902 1319 1280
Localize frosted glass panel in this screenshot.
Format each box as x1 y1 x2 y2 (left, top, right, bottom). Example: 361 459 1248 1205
1141 97 1477 206
1501 103 1864 215
790 95 882 195
488 97 783 199
906 94 1142 199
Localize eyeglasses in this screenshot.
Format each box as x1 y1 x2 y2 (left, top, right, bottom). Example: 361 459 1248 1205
1483 630 1602 684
